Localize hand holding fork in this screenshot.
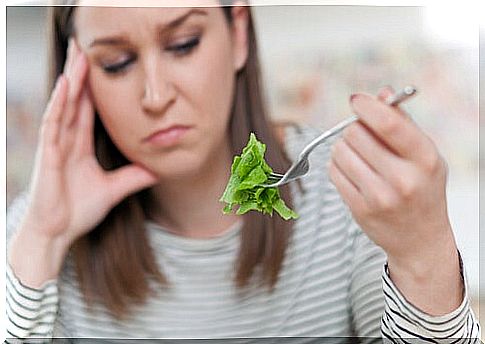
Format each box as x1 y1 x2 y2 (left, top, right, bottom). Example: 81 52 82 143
328 86 461 316
261 86 417 188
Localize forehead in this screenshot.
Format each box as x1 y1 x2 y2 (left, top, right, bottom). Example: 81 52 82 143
77 0 220 5
73 5 221 41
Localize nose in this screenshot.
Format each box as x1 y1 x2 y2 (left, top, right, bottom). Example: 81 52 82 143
141 57 176 114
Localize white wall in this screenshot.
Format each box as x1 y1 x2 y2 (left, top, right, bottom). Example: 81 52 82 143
7 7 48 113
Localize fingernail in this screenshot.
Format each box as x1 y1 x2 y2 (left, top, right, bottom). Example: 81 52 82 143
349 94 358 102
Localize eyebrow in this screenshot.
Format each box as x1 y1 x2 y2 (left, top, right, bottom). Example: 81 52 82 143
88 8 208 48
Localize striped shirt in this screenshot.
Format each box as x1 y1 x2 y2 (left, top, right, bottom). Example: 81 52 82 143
5 125 481 342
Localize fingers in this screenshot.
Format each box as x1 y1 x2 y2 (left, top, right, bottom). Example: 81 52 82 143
40 75 68 147
342 121 408 189
349 92 434 164
63 39 89 129
39 38 91 161
74 87 95 156
38 38 77 148
331 138 393 204
377 86 408 118
327 159 368 215
64 38 76 75
377 85 395 102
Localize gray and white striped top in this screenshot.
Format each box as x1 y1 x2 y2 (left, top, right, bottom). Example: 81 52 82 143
5 125 481 342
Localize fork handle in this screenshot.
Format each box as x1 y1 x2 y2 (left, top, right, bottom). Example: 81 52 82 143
299 115 358 159
298 86 417 159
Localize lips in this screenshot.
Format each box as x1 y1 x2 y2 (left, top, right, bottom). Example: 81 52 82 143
143 125 192 147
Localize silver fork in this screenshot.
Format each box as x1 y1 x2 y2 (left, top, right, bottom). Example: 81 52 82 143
260 86 417 188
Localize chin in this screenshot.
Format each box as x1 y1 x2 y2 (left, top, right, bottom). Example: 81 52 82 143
143 152 207 181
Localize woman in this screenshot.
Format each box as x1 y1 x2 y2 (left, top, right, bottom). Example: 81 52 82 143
6 1 480 341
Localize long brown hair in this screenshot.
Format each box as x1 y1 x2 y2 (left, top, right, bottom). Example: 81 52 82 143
49 3 297 319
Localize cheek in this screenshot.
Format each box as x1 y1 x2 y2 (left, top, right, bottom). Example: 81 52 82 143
177 34 236 127
88 72 140 156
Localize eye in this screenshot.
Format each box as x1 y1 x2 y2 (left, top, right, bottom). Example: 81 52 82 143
102 56 136 74
166 36 200 56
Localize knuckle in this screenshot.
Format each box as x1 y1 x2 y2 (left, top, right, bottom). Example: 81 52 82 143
378 116 400 137
418 139 443 174
395 177 417 199
370 190 397 212
421 152 441 175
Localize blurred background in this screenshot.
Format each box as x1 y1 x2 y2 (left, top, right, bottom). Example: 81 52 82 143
6 4 480 332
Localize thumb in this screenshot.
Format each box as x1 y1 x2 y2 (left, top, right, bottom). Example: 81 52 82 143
377 85 395 102
376 85 408 117
106 164 158 204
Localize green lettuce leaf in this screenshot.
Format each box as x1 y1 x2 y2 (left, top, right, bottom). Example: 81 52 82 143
219 133 298 220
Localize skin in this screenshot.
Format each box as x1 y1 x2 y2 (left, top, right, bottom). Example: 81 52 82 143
8 2 462 319
328 88 463 315
8 2 248 287
73 5 248 235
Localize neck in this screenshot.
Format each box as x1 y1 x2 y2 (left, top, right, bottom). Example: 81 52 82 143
146 143 241 239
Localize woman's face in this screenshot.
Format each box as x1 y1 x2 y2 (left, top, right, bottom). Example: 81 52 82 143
74 3 248 178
